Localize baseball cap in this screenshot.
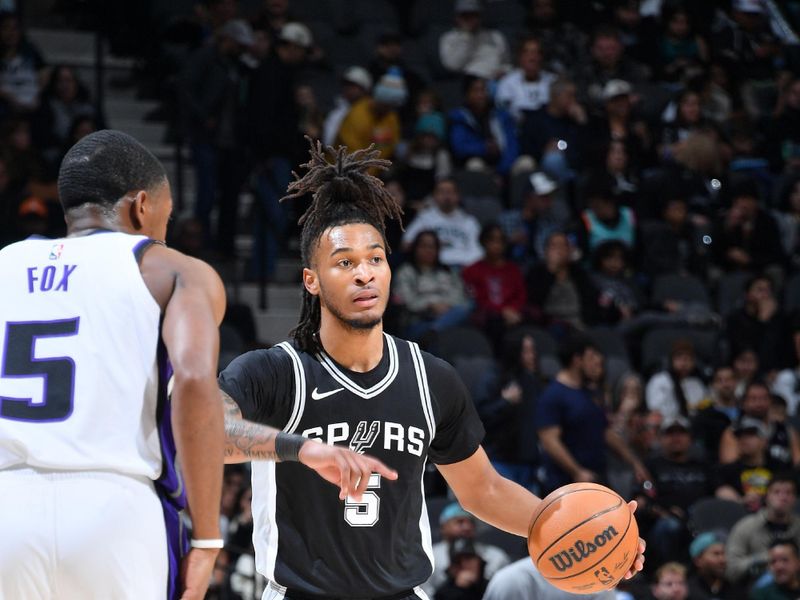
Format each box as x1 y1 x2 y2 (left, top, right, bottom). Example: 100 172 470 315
529 171 558 196
660 415 691 433
439 502 474 525
690 532 723 559
372 68 408 107
219 19 256 47
455 0 482 14
733 0 765 13
342 66 372 92
734 417 768 438
279 22 313 49
602 79 632 101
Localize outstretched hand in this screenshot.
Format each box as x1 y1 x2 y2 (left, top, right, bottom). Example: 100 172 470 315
298 441 398 500
623 500 646 580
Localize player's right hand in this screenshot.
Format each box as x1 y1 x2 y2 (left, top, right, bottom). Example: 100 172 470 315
179 547 219 600
298 441 398 501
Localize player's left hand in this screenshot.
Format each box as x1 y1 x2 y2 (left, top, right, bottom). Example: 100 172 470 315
298 441 398 501
179 547 219 600
623 500 645 580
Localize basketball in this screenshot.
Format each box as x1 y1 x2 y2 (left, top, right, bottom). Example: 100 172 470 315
527 483 639 595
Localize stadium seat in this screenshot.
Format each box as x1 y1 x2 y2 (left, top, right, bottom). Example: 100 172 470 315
651 273 711 308
476 525 528 561
452 355 497 402
436 326 494 363
483 0 527 28
462 196 504 227
716 271 752 317
785 272 800 313
410 0 457 33
355 0 399 28
640 328 719 374
426 495 453 544
588 326 629 359
687 498 748 536
453 169 501 199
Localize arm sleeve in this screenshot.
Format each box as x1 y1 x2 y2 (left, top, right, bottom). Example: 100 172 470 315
425 354 485 464
218 347 296 428
726 519 765 583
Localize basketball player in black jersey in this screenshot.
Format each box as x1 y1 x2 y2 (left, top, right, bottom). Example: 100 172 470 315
218 142 645 599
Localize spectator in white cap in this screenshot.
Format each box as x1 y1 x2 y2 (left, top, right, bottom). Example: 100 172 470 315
495 35 557 123
439 0 511 79
277 22 313 65
337 68 406 160
587 78 652 175
500 171 569 269
322 66 373 146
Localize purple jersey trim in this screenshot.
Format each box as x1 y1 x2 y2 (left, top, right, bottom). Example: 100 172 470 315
155 340 188 600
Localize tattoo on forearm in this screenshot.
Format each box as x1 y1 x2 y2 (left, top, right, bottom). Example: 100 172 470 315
221 390 280 461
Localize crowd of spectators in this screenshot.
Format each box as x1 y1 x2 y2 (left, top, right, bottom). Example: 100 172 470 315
11 0 800 598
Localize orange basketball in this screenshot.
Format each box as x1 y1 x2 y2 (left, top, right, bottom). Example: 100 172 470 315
527 483 639 595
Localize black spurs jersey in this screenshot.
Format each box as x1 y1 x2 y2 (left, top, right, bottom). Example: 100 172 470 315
219 333 485 598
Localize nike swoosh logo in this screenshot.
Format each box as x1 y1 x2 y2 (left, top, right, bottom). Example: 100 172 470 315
311 387 344 400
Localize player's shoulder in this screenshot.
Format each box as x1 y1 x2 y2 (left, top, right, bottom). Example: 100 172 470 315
223 342 298 374
393 335 461 383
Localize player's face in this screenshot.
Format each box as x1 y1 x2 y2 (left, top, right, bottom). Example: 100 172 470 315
309 223 390 331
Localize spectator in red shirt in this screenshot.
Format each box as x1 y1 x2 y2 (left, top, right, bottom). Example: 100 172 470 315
462 223 527 354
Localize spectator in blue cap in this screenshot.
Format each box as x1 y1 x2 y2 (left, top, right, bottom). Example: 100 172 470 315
422 502 510 596
687 532 745 599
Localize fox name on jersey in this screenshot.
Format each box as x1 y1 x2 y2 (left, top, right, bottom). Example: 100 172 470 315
301 420 426 457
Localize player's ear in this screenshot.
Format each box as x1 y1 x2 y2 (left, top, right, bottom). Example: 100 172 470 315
303 267 319 296
127 190 148 231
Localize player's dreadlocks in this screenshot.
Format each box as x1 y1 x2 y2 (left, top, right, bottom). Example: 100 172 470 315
281 139 403 354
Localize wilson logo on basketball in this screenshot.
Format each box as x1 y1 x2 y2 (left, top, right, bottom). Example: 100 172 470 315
547 526 619 572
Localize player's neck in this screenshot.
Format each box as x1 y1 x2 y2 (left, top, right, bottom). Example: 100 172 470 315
66 208 124 237
317 321 385 373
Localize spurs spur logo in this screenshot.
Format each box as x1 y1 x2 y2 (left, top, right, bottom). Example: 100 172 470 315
547 526 619 572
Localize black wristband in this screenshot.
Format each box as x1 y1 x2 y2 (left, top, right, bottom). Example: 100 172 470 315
275 432 306 462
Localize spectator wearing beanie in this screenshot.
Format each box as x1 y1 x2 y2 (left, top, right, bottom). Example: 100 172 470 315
687 532 746 600
397 112 452 203
337 68 406 161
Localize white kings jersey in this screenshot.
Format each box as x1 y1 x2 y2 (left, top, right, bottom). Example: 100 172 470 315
0 232 164 479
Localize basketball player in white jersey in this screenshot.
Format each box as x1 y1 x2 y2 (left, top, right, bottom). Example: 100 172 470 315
0 130 396 600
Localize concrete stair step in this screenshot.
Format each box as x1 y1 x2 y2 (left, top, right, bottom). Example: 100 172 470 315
107 118 167 145
27 28 135 70
253 310 301 345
